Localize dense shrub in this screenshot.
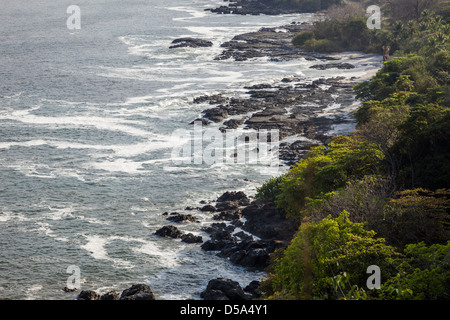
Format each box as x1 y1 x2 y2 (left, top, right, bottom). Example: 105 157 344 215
267 211 401 300
379 241 450 300
274 135 384 219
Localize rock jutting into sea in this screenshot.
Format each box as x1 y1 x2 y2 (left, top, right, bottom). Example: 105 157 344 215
191 75 358 166
169 37 214 49
206 0 320 15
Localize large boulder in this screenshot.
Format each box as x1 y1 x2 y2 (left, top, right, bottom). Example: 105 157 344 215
170 37 213 49
100 291 120 300
154 225 183 238
120 284 155 300
200 278 249 300
181 233 203 244
241 201 299 243
200 204 217 212
202 107 229 123
244 280 262 299
164 212 199 223
77 290 99 300
310 62 355 70
216 191 250 205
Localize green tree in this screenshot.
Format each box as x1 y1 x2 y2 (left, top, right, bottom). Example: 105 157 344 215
267 211 401 300
379 241 450 299
275 135 384 219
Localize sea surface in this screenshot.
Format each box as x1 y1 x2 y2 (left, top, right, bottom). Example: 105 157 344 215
0 0 381 300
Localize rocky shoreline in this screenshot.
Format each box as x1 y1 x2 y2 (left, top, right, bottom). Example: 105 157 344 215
72 190 298 300
206 0 318 16
72 10 381 301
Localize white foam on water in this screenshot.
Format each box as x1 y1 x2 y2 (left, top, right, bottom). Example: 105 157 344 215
81 235 134 269
133 242 182 268
43 206 74 221
33 222 70 242
0 139 48 150
0 211 28 223
88 158 145 174
168 6 210 21
81 235 109 260
0 109 152 138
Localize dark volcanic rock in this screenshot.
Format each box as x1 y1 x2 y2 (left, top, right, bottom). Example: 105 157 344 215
217 240 272 269
170 37 213 49
207 0 314 16
310 62 355 70
200 204 216 212
213 210 242 221
190 75 360 164
201 239 235 251
214 22 314 62
77 290 99 300
100 291 120 300
193 94 229 105
154 225 183 238
216 191 250 205
120 284 155 300
189 118 211 126
220 117 247 132
202 223 237 241
202 107 229 123
200 278 249 300
181 233 203 243
244 280 261 298
241 201 299 244
165 212 199 223
215 200 240 212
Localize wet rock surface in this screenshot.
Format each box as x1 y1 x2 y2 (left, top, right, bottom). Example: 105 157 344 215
197 191 298 270
75 284 155 300
200 278 249 300
214 22 315 62
170 37 213 49
206 0 316 16
192 76 358 165
154 225 183 238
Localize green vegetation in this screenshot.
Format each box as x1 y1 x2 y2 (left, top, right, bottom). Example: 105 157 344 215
292 0 450 54
257 0 450 300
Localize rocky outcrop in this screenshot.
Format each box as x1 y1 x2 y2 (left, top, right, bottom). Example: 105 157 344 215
206 0 316 15
100 291 120 300
163 212 199 223
170 37 213 49
181 233 203 244
196 191 296 270
200 278 249 300
214 23 314 62
76 284 155 300
310 62 355 70
241 201 299 243
154 225 183 238
120 284 155 300
192 76 358 165
76 290 99 300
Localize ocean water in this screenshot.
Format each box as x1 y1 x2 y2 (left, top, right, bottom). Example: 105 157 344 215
0 0 381 300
